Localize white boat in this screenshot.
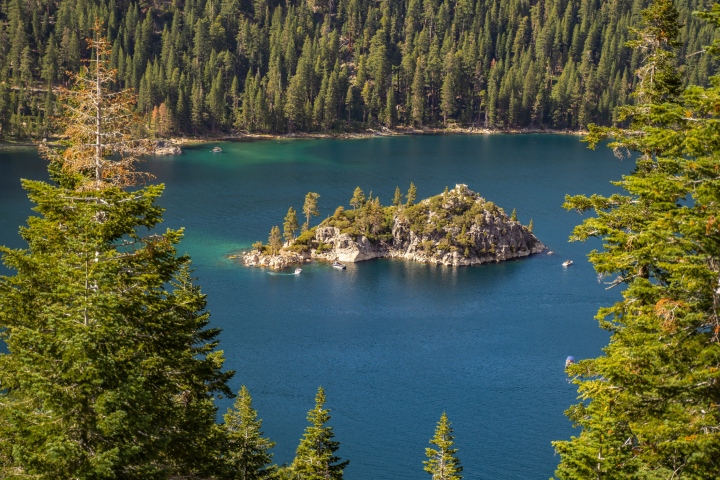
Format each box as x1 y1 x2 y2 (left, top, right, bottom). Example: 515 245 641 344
562 260 573 267
212 146 222 153
332 261 346 270
294 268 302 275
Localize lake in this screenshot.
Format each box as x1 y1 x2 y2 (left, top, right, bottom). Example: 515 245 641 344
0 135 630 479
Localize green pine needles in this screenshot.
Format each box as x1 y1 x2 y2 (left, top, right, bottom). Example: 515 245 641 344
0 173 233 479
223 386 277 480
0 27 233 479
288 387 349 480
554 1 720 478
424 412 462 480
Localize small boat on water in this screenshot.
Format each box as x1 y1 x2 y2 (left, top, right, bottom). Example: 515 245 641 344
562 260 573 267
294 268 302 275
212 146 222 153
547 251 554 255
332 261 346 270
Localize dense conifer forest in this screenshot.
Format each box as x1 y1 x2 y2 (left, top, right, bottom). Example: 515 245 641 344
0 0 718 140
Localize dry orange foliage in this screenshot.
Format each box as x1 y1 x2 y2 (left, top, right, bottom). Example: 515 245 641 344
40 20 152 190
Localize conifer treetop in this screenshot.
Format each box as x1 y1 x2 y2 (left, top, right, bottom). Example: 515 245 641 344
41 20 151 190
424 412 463 480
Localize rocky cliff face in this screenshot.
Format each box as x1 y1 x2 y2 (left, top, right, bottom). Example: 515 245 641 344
241 250 306 268
315 184 544 266
242 184 544 268
153 140 182 155
314 227 390 262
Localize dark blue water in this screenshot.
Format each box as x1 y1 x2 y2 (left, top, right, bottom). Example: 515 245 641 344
0 135 630 479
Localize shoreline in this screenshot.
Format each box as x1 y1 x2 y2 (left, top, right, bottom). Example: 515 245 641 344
171 126 587 146
1 127 588 153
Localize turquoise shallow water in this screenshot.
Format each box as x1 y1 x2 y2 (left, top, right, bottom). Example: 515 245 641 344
0 135 631 479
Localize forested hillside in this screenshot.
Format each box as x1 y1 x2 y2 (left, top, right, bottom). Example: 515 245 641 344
0 0 717 140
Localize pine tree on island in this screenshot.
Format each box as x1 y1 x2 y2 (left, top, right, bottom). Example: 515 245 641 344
424 412 463 480
393 186 403 207
406 182 417 206
283 207 299 243
223 386 276 480
554 2 720 477
303 192 320 231
268 226 282 255
350 186 365 211
0 24 232 478
288 387 349 480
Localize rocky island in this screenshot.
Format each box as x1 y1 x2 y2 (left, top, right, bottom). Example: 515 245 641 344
241 184 545 268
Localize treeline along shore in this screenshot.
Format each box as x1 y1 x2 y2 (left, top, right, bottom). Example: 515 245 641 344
0 0 717 142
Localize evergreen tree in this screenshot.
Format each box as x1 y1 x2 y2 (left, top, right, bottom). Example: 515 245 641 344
440 51 459 125
393 186 403 207
350 186 365 211
208 69 227 130
406 182 417 206
554 3 720 478
283 207 300 243
303 192 320 230
423 413 462 480
268 226 282 255
384 86 397 128
323 68 340 131
223 386 276 480
290 387 349 480
0 26 232 479
411 60 425 126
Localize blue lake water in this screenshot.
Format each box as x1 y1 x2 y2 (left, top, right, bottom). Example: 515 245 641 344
0 135 631 479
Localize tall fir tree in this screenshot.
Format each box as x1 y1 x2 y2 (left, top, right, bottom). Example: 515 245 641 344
223 386 276 480
406 182 417 206
0 25 232 479
423 413 463 480
393 186 403 207
283 207 300 242
350 186 365 211
303 192 320 230
554 2 720 478
289 387 349 480
268 225 282 255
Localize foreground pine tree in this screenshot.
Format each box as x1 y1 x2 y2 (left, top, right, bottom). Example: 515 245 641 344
554 2 720 478
288 387 348 480
223 386 276 480
0 25 232 479
423 413 462 480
